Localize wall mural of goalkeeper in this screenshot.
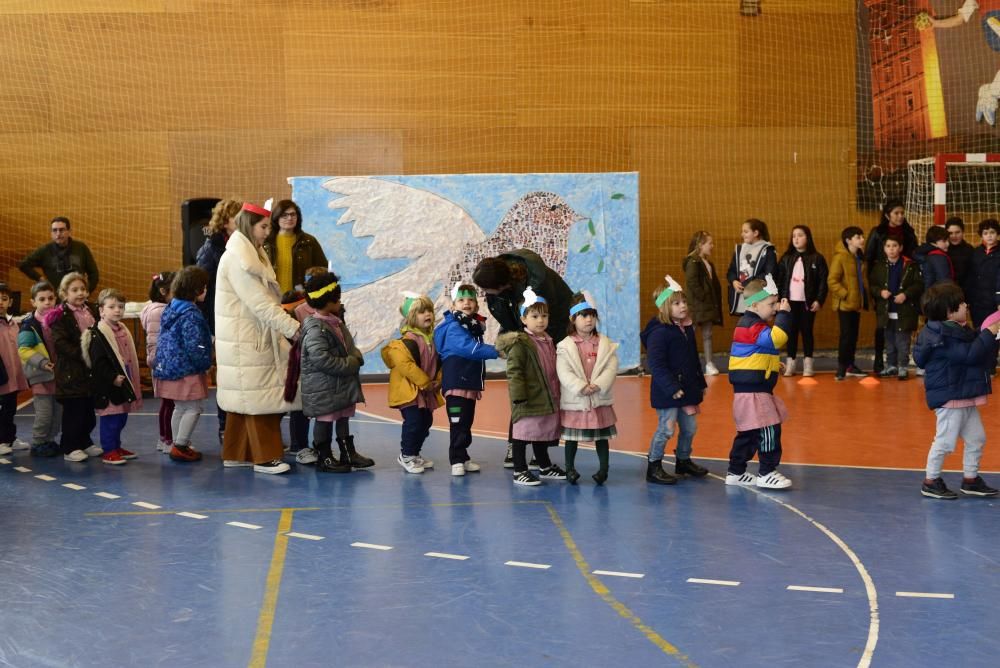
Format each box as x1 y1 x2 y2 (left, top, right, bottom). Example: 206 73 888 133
920 0 1000 126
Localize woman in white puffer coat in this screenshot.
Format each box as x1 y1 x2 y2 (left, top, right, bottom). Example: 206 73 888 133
214 203 301 474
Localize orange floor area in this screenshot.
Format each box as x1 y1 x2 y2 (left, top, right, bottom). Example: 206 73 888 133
361 374 1000 472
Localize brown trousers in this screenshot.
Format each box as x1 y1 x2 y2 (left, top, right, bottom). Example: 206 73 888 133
222 413 284 464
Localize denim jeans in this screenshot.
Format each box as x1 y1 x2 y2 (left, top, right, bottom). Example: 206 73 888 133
648 408 698 461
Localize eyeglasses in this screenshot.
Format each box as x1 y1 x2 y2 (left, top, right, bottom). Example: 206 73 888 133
279 212 298 219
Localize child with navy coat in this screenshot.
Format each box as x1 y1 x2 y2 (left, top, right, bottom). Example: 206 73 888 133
913 225 955 289
913 282 1000 500
434 283 498 476
641 277 709 485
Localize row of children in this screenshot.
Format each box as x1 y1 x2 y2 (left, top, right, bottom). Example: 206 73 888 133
685 209 999 381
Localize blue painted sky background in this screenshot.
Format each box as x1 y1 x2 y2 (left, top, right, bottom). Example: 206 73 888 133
288 173 640 370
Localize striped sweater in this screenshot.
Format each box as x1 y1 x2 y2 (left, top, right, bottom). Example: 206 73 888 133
728 311 791 394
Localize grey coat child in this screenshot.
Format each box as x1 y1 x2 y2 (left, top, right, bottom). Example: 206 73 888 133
299 316 365 418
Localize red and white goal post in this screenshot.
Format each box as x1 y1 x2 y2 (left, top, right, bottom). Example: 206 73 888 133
906 153 1000 238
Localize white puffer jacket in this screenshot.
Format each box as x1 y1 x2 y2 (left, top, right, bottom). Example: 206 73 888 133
214 230 301 415
555 334 619 412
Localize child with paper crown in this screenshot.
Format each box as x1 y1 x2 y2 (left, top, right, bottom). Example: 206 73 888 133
381 292 443 474
433 282 498 476
725 274 794 490
557 290 620 485
493 286 568 486
641 275 710 485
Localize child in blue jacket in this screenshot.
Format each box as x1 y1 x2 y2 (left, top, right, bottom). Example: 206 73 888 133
913 282 1000 499
434 283 498 476
641 277 709 485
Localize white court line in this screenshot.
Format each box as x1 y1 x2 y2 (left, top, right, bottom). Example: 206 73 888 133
13 466 31 473
0 458 10 464
176 511 207 519
62 483 86 490
34 474 56 482
286 532 324 541
227 521 262 530
687 578 740 587
593 570 644 579
788 585 844 594
132 501 161 510
94 492 120 499
424 552 470 561
504 561 551 570
16 398 33 410
351 542 392 550
895 591 954 599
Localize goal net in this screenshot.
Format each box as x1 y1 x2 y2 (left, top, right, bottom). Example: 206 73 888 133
906 154 1000 239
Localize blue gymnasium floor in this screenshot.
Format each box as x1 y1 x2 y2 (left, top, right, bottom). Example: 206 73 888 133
2 396 999 668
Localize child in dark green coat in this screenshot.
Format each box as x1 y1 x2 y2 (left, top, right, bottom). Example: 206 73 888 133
869 237 923 380
494 288 567 486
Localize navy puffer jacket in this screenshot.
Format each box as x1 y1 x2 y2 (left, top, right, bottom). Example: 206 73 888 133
913 320 996 409
153 299 213 381
640 316 706 409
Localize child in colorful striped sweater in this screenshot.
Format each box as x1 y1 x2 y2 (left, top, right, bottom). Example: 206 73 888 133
725 275 794 490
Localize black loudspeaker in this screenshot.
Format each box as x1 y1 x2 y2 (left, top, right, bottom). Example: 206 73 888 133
181 198 221 266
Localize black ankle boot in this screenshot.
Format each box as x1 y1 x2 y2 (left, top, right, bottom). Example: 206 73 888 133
339 435 374 468
592 469 608 485
566 468 581 485
646 460 677 485
316 443 350 473
675 458 709 478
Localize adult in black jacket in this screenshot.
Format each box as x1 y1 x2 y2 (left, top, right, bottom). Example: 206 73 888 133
946 216 975 291
776 225 828 376
864 200 918 372
263 199 329 296
472 248 573 343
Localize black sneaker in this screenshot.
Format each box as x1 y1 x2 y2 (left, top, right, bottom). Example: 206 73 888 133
503 443 514 469
675 458 709 478
921 477 958 500
539 464 567 480
31 441 60 457
834 372 846 381
845 365 868 378
513 470 541 486
960 476 999 497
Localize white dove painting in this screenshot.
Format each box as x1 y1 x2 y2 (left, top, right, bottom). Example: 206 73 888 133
287 173 640 373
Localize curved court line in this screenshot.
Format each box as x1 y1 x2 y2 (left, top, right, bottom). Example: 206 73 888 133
544 502 697 667
249 508 294 668
705 473 880 668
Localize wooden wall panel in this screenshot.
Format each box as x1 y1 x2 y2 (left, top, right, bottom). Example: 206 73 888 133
0 0 866 354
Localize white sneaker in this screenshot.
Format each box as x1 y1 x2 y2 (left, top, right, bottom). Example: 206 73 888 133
253 459 290 474
156 440 171 453
398 454 425 474
11 438 30 451
451 463 466 476
463 461 481 473
63 449 88 462
802 357 815 377
0 443 11 456
415 456 434 469
84 445 103 457
725 472 756 486
705 362 720 376
295 448 318 465
915 367 925 376
784 358 796 377
223 460 253 468
756 471 792 489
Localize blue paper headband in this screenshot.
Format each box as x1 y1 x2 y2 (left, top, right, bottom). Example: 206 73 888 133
569 301 596 317
520 295 547 315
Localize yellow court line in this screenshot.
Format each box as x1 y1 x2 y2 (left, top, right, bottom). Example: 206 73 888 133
248 508 294 668
544 503 697 667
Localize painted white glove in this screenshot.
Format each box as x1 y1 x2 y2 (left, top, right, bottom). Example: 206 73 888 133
976 70 1000 125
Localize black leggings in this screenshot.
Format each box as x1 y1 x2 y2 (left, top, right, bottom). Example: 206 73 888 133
837 311 860 372
785 301 815 359
511 439 555 473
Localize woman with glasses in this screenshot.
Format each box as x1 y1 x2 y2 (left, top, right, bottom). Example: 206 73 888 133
263 200 329 296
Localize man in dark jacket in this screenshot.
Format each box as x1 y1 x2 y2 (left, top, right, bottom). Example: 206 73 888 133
19 217 100 293
472 248 573 342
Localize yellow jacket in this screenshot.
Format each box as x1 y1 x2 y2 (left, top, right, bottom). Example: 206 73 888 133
380 338 444 408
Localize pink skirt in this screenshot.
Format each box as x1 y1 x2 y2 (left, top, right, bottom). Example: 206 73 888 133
158 374 209 402
512 412 561 442
315 404 357 422
732 392 788 432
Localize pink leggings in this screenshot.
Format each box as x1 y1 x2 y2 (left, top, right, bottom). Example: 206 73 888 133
159 399 175 443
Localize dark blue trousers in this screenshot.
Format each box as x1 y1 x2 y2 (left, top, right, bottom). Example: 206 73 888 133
100 413 129 453
399 406 433 457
